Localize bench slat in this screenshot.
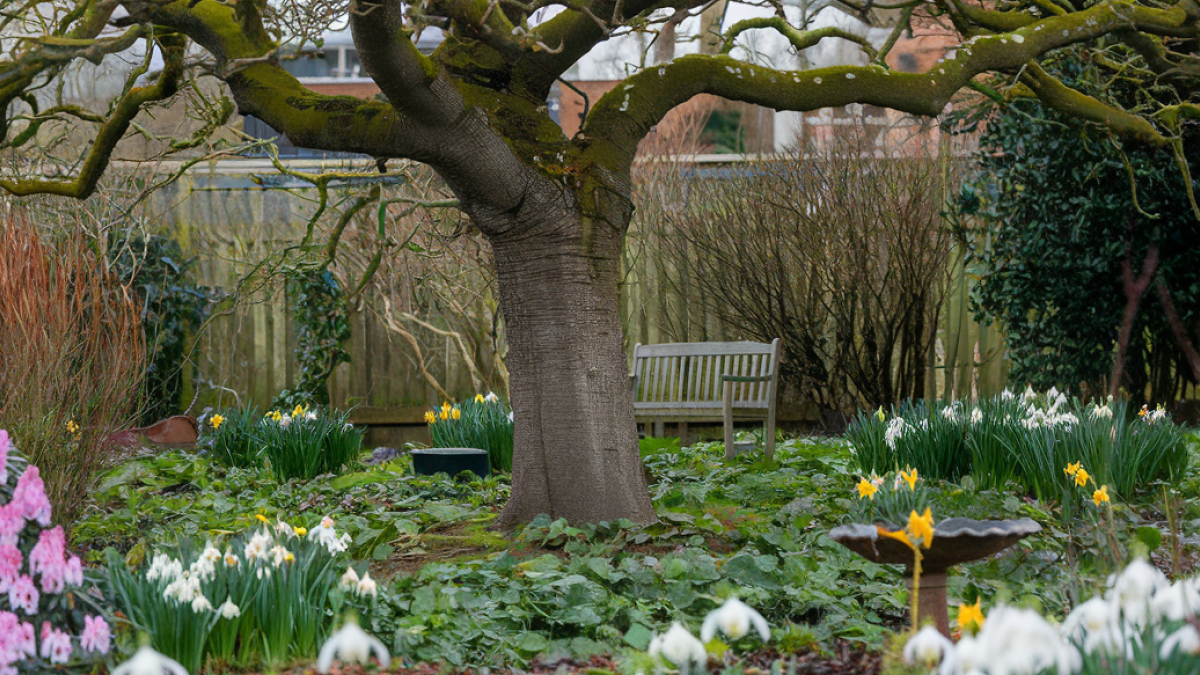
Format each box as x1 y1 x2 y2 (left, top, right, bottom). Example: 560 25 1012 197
636 341 776 357
634 401 769 410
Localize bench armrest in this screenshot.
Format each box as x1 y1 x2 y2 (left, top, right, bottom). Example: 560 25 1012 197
720 374 773 383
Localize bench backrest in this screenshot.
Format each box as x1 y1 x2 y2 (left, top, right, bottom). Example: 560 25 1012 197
630 339 781 410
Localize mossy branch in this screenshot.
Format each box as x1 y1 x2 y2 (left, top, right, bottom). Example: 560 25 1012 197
0 34 185 199
720 17 878 61
350 0 459 126
1019 61 1166 145
581 0 1190 172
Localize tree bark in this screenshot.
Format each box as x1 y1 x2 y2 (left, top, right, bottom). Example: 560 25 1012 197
1155 279 1200 384
484 189 656 527
1109 242 1159 398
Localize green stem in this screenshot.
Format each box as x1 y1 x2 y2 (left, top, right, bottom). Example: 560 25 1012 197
911 547 922 630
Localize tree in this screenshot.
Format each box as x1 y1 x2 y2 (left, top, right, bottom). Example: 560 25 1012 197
3 0 1200 525
956 48 1200 402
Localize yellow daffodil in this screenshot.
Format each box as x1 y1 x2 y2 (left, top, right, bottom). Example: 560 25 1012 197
1064 462 1080 479
424 411 437 425
292 404 306 418
211 414 225 430
900 467 919 491
876 407 885 421
475 394 485 403
441 402 452 414
294 526 308 537
285 550 295 564
256 514 269 524
957 599 986 633
439 409 449 421
1093 485 1110 506
1074 468 1091 487
451 407 461 420
907 508 935 548
856 478 878 500
876 508 935 551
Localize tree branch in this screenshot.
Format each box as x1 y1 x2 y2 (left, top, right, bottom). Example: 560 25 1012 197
0 33 185 198
720 17 879 61
581 1 1191 171
350 0 465 126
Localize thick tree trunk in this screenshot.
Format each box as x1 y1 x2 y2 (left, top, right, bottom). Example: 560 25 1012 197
485 194 656 527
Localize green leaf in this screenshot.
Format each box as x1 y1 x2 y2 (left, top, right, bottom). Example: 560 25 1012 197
1133 526 1162 553
623 623 654 650
331 470 397 489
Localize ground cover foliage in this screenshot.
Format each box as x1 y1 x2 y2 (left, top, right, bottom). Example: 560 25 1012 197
72 429 1200 672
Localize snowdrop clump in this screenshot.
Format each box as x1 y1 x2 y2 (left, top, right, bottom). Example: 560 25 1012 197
114 512 376 672
641 597 771 673
905 558 1200 675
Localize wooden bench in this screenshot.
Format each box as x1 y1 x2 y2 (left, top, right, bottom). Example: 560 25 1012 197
630 339 782 461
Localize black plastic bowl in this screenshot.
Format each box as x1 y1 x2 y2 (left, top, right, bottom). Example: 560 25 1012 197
410 447 490 478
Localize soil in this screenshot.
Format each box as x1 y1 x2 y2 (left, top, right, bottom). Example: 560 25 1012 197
277 643 882 675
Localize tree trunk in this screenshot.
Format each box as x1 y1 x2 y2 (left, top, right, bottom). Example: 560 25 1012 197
1109 243 1159 398
486 195 656 527
1156 279 1200 384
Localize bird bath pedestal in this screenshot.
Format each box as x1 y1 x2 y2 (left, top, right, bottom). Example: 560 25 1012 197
829 518 1042 637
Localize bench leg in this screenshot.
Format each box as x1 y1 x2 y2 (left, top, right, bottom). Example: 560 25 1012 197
678 422 688 446
723 381 735 461
654 419 664 439
765 406 777 462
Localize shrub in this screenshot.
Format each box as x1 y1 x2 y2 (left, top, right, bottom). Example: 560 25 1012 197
105 514 375 671
0 213 144 523
205 404 364 481
425 394 514 472
109 233 218 426
642 126 954 411
0 430 113 672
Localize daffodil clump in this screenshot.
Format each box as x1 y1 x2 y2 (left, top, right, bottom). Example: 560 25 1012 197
850 467 931 528
426 393 514 472
905 558 1200 675
106 514 376 672
204 403 364 481
849 388 1188 502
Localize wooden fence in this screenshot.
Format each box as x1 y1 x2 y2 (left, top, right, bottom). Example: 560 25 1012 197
152 160 1010 425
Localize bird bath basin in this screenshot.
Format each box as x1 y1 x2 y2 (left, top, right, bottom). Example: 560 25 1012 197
829 517 1042 636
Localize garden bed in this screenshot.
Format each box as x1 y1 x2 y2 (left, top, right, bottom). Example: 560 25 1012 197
66 419 1200 674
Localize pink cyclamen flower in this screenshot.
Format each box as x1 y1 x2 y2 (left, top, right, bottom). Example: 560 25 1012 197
38 624 71 664
8 576 37 615
0 546 22 593
80 615 110 654
11 467 51 527
0 430 9 485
